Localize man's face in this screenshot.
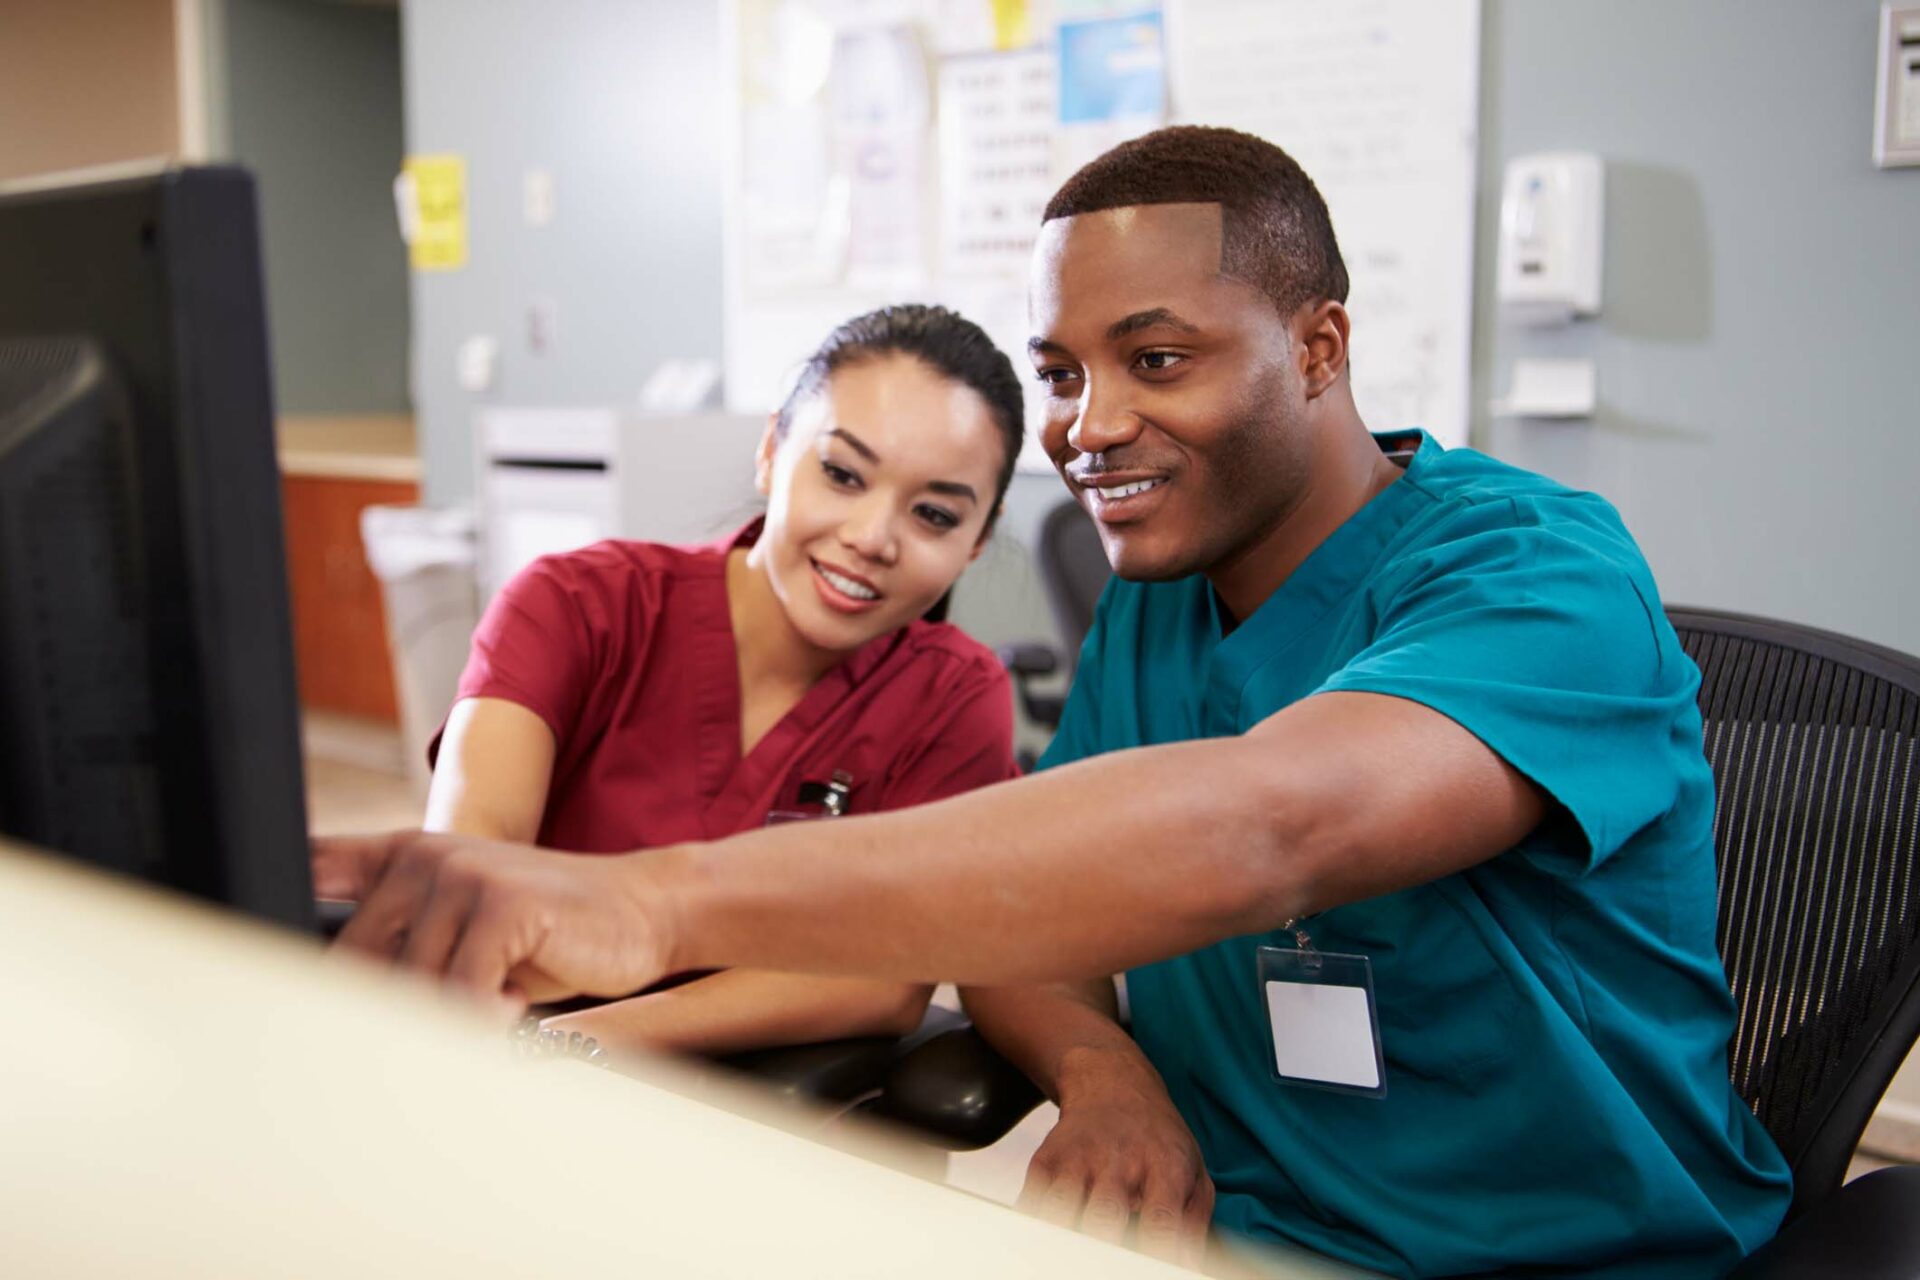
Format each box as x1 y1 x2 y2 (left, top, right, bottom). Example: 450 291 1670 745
1027 203 1312 582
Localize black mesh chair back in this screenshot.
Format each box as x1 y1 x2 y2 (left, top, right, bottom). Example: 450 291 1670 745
1036 499 1111 669
1669 607 1920 1218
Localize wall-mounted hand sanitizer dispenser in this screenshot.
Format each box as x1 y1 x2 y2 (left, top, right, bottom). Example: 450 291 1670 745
1496 152 1604 325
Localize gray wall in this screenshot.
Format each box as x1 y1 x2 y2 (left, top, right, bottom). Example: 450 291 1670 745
402 0 1920 746
399 0 1068 749
402 0 725 504
1474 0 1920 657
224 0 409 415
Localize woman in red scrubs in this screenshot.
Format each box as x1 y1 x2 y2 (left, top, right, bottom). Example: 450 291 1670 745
424 305 1026 1056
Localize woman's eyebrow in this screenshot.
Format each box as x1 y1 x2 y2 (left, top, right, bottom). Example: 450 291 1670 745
928 480 978 503
830 427 977 503
826 427 880 462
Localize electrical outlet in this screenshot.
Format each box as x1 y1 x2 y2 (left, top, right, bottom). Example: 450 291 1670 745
527 299 558 355
524 168 556 226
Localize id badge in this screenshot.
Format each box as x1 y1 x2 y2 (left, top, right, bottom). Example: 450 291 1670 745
1256 944 1387 1098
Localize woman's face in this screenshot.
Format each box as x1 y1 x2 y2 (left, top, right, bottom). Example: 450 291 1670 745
753 353 1006 653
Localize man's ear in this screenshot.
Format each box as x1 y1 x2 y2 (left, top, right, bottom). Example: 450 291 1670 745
1295 300 1351 400
754 414 780 497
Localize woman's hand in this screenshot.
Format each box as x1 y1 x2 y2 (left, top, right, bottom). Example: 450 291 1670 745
314 829 679 1011
1019 1043 1215 1268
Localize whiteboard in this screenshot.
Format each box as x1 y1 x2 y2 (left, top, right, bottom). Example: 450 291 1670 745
721 0 1481 460
1165 0 1482 447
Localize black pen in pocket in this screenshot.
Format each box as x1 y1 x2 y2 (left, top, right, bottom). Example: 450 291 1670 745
767 769 854 824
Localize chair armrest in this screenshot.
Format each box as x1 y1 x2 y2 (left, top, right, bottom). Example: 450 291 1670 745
713 1005 970 1107
867 1022 1045 1151
715 1035 906 1105
996 643 1060 677
996 642 1066 730
1729 1165 1920 1279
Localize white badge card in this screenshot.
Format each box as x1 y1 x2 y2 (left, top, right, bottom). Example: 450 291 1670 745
1257 946 1387 1098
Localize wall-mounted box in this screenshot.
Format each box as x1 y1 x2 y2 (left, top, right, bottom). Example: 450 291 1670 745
1496 152 1605 325
1875 4 1920 168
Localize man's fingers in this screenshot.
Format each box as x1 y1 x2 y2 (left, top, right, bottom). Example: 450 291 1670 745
1015 1154 1052 1216
1135 1167 1188 1262
398 867 480 974
310 831 404 901
1018 1158 1088 1230
443 892 530 1000
334 838 441 960
1180 1175 1215 1270
1078 1168 1133 1245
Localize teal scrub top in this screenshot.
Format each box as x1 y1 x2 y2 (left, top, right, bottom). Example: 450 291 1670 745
1040 432 1791 1278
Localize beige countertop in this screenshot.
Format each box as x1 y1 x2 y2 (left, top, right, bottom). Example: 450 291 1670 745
277 413 421 483
0 838 1270 1280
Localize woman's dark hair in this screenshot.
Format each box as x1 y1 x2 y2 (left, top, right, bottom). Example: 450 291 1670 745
774 304 1027 535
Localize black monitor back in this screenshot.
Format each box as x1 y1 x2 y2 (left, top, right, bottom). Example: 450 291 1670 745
0 166 312 930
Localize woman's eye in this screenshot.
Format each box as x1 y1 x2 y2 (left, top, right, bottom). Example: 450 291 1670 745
1136 350 1186 373
1034 367 1079 388
916 505 960 531
821 460 861 488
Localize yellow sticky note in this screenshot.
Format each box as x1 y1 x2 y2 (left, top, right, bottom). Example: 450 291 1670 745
991 0 1031 50
405 154 467 272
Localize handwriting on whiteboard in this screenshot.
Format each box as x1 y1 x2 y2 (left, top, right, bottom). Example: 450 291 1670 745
1168 0 1481 445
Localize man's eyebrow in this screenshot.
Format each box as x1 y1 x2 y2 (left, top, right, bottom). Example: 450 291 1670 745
826 428 879 462
1027 308 1202 356
1106 308 1201 341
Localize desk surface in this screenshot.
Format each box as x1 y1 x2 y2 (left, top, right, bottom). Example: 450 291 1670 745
0 843 1375 1278
277 413 421 482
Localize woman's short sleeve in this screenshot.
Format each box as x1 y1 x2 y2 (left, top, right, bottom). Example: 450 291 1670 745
434 554 600 758
873 656 1021 810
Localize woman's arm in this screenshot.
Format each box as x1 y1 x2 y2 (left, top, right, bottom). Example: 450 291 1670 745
423 697 559 843
541 970 933 1057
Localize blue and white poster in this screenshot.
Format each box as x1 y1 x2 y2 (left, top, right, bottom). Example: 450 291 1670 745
1057 10 1166 124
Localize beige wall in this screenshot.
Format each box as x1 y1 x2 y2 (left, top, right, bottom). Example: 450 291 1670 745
0 0 179 183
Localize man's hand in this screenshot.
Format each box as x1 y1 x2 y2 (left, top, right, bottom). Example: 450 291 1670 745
313 830 675 1009
1018 1044 1214 1268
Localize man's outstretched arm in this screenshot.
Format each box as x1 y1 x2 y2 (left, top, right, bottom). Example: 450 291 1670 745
319 690 1544 1001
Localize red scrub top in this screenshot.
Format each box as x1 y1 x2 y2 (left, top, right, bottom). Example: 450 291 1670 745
434 523 1020 853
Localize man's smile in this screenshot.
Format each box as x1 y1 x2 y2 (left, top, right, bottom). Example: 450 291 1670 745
1075 470 1173 522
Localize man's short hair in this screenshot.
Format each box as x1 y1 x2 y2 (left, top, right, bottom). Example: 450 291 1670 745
1043 125 1349 316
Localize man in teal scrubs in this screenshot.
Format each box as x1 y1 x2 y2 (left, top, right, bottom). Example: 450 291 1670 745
317 127 1791 1276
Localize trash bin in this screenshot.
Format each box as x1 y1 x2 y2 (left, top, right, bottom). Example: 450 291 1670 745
359 505 479 798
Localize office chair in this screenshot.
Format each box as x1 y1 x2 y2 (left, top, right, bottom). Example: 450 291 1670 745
1673 608 1920 1276
998 499 1110 745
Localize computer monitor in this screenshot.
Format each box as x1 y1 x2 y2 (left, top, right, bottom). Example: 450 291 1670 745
0 165 314 931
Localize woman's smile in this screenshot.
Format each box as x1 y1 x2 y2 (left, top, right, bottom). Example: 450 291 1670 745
810 557 883 611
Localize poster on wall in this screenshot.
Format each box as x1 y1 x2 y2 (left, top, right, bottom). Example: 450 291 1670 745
398 154 468 272
938 48 1056 279
1053 10 1168 175
832 25 933 290
737 0 843 295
